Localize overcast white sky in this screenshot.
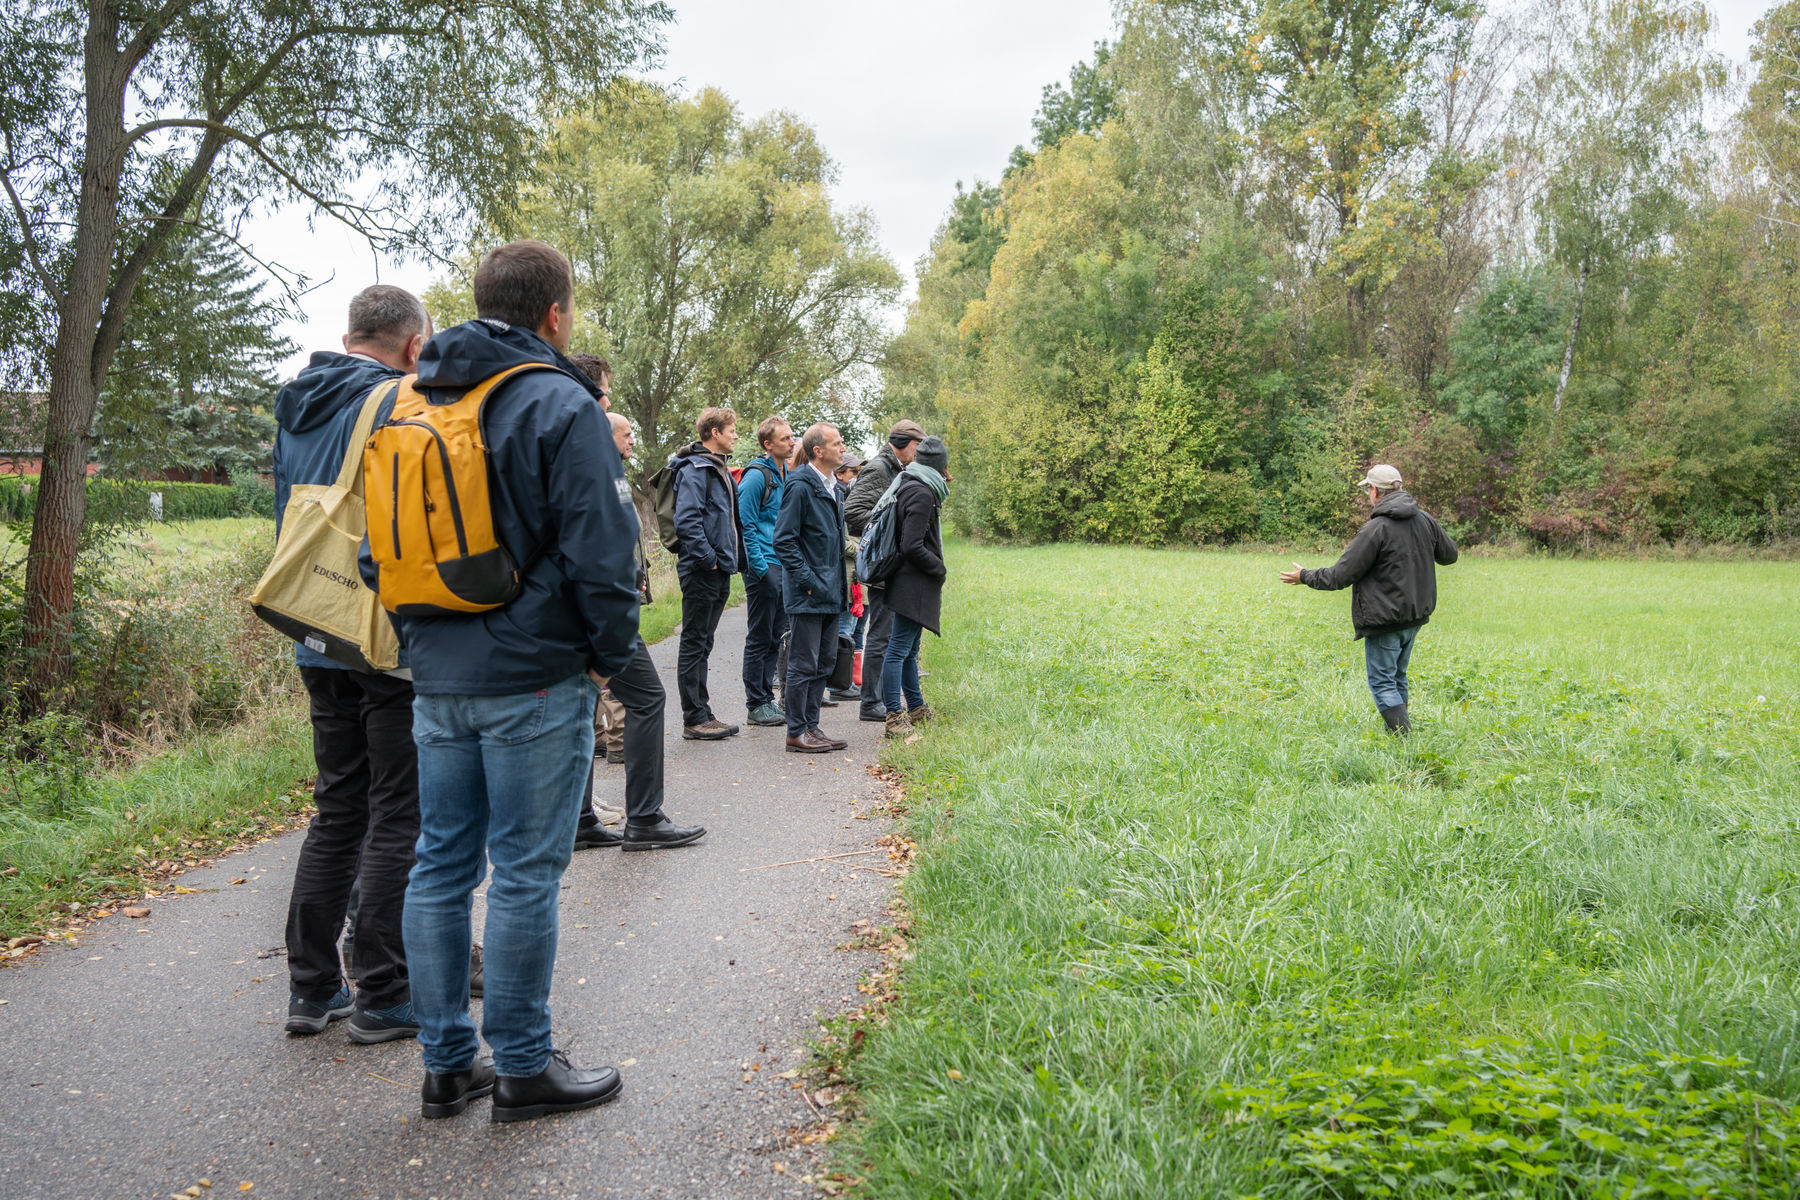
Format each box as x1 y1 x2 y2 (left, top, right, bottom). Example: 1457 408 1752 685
256 0 1774 375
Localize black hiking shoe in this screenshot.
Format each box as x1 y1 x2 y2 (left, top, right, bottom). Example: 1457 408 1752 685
1380 704 1411 734
346 1001 422 1044
286 987 353 1035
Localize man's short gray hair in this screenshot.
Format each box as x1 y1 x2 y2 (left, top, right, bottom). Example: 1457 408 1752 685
347 285 429 349
799 422 838 462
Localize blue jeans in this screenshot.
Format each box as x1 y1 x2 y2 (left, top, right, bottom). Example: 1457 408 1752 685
404 673 598 1077
1364 626 1419 712
837 607 856 640
882 614 925 714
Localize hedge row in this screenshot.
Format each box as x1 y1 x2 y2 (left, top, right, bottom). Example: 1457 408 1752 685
0 476 273 524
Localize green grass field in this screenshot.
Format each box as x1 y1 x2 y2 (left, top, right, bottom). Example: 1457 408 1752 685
849 543 1800 1198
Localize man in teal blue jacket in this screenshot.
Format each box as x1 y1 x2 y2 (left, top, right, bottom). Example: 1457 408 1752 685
737 416 794 727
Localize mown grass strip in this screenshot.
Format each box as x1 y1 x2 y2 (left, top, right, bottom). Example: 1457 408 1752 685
843 542 1800 1198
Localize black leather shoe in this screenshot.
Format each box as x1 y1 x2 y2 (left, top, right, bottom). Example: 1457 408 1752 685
491 1050 622 1123
422 1057 495 1119
858 706 886 723
621 817 706 851
573 821 624 850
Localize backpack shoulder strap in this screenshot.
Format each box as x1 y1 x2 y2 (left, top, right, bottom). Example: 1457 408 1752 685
337 378 402 495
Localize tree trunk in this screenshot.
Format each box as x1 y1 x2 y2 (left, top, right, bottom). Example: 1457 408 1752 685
1551 261 1588 418
21 3 127 709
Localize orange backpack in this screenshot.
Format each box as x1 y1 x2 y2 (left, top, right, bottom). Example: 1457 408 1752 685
362 365 550 615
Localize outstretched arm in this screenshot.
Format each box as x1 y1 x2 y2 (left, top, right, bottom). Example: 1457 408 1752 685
1298 524 1381 591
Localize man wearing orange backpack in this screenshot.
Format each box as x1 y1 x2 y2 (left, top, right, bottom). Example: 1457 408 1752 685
364 241 641 1124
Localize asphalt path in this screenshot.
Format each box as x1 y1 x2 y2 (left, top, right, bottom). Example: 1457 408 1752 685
0 605 893 1200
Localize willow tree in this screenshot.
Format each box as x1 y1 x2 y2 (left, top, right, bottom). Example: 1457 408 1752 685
455 83 900 472
0 0 667 707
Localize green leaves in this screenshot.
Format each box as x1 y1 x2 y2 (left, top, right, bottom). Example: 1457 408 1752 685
1213 1037 1800 1198
488 84 899 471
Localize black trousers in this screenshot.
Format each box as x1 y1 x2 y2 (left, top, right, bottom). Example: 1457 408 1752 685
676 563 732 726
578 638 666 828
288 667 419 1008
858 587 895 716
741 564 786 710
785 613 838 737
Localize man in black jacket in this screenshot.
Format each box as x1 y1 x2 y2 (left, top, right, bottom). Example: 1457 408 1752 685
844 419 925 722
669 407 746 740
1280 465 1458 733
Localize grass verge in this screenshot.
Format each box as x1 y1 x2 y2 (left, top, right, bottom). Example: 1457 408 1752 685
0 705 313 943
840 542 1800 1198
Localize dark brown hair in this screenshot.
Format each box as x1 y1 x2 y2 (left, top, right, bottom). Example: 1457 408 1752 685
756 415 791 449
696 406 736 443
473 240 573 330
567 353 611 385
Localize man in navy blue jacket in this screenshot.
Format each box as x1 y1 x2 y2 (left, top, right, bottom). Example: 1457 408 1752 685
274 286 429 1045
391 241 640 1125
774 423 851 753
667 408 746 740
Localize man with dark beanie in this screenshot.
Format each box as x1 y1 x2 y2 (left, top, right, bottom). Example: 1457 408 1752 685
844 419 925 723
1280 464 1459 733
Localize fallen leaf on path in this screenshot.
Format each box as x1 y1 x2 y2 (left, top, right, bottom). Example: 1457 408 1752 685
228 878 245 886
123 907 150 918
238 1185 254 1193
6 936 43 950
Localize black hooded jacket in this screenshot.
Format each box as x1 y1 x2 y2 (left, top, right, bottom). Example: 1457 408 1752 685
376 318 641 693
1302 490 1459 639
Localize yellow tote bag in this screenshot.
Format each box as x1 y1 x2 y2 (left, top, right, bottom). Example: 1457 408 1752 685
247 381 401 672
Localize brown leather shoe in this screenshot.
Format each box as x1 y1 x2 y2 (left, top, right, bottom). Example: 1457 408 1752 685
785 730 834 754
814 729 848 750
682 719 740 740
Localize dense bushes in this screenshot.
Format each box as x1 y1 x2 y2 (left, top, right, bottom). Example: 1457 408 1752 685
0 521 293 815
891 8 1800 550
0 476 272 524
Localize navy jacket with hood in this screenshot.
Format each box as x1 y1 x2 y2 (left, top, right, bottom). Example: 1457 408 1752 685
376 319 642 694
272 351 404 670
670 442 744 574
773 464 848 615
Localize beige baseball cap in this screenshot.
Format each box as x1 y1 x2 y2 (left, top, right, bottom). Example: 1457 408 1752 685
1357 464 1403 489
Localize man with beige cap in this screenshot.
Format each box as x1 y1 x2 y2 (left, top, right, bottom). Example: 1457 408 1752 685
1279 465 1458 733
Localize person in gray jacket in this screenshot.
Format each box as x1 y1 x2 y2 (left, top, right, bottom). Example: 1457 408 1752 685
1280 465 1458 733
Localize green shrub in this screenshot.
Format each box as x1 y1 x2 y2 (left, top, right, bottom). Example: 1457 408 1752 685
0 476 254 524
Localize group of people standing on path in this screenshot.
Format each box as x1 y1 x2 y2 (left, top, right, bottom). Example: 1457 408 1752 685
667 405 952 749
266 239 953 1127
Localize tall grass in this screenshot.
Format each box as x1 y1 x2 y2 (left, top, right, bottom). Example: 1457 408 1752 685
849 544 1800 1197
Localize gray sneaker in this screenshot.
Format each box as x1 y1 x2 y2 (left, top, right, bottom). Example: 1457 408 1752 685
745 703 785 726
